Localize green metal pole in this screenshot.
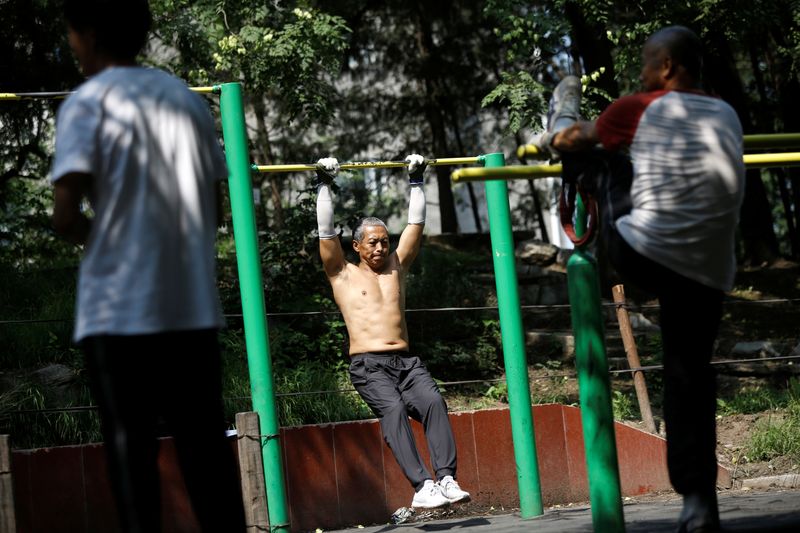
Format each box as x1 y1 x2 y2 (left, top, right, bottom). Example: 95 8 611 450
219 82 290 532
483 152 543 518
567 193 624 532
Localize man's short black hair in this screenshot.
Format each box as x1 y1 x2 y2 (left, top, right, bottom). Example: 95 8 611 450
63 0 151 60
649 25 703 80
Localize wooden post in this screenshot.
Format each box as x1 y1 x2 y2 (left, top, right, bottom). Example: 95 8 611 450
236 412 270 532
0 435 16 533
612 285 658 434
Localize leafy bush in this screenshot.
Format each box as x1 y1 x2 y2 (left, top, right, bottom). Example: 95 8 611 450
745 379 800 462
611 390 636 420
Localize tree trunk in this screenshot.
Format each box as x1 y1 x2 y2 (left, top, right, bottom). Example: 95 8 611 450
564 1 620 107
704 29 779 265
448 101 482 233
768 21 800 259
413 2 459 234
774 169 798 257
253 98 284 229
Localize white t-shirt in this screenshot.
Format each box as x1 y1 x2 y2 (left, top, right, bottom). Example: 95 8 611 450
51 67 227 341
595 90 745 291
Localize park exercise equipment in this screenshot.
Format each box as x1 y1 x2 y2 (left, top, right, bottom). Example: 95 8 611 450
483 153 544 518
252 156 482 173
449 131 800 532
251 152 549 519
0 86 221 100
515 133 800 160
453 151 800 184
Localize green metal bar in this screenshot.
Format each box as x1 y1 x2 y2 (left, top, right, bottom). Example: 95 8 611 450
483 152 543 519
219 82 289 532
252 156 482 173
575 192 587 238
567 190 624 532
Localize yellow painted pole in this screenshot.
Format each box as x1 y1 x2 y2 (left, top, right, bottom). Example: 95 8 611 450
0 86 221 101
516 144 547 160
743 152 800 168
517 135 800 159
252 156 482 173
452 152 800 183
451 164 563 183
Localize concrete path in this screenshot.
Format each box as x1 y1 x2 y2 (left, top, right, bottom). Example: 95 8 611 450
327 489 800 533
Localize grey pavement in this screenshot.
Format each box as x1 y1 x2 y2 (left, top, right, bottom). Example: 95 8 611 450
328 489 800 532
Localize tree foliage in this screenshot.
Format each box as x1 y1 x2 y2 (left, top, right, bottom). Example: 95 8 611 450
2 1 800 442
484 0 800 262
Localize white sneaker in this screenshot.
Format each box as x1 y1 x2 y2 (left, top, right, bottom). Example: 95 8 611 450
535 75 582 159
547 75 582 133
437 475 471 504
411 479 450 509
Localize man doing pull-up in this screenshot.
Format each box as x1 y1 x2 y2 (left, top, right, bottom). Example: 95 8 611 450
315 155 470 510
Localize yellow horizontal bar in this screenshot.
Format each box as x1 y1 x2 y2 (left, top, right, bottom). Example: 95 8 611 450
189 86 222 94
0 85 222 101
252 156 482 173
516 144 546 160
0 91 70 101
516 134 800 160
451 164 563 183
453 152 800 183
743 152 800 168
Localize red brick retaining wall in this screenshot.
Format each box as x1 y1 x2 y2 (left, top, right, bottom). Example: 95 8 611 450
10 404 730 532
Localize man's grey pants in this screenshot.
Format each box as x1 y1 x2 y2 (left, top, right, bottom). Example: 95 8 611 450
349 352 457 490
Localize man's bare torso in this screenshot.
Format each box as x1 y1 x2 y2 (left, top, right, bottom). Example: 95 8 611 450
330 254 408 355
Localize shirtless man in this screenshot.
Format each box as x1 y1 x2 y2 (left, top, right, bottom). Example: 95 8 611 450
315 155 470 509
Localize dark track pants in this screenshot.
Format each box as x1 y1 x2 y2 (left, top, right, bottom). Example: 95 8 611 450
83 329 246 533
563 152 723 497
348 352 456 490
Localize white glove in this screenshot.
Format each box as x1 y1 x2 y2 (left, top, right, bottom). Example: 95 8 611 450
404 153 427 185
316 157 338 239
406 154 426 225
315 157 340 184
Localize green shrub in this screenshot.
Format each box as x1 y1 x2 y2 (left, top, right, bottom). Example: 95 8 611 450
612 390 636 420
745 378 800 461
717 386 786 415
0 379 101 449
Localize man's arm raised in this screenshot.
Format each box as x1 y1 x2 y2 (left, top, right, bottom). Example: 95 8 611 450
396 154 426 268
316 158 346 278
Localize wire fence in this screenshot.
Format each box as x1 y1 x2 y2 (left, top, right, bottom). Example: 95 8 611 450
1 296 798 326
6 353 799 418
2 294 797 418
